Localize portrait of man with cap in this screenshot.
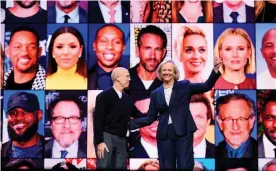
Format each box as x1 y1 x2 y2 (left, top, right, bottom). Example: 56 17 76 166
1 91 44 158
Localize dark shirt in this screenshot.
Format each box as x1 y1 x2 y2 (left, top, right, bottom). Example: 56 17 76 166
226 138 250 158
8 140 43 158
5 71 35 90
126 64 162 102
4 7 47 23
94 88 144 145
179 13 205 23
96 66 112 90
256 1 276 22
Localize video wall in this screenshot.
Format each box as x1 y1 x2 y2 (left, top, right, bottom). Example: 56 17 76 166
1 0 276 170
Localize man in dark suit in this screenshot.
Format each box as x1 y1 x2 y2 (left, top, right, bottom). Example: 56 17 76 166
190 94 215 158
213 0 254 23
47 0 87 23
88 0 129 23
129 98 158 158
130 60 221 169
216 93 257 158
94 67 144 169
44 91 86 158
258 91 276 158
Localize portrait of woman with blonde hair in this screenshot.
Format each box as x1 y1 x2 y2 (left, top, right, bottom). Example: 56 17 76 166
255 0 276 22
214 28 256 89
172 0 213 23
174 25 210 83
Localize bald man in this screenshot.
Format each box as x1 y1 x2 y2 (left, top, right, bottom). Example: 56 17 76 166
93 67 144 169
258 28 276 89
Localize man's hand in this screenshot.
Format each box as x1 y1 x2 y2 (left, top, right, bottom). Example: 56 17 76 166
214 56 223 74
97 142 109 159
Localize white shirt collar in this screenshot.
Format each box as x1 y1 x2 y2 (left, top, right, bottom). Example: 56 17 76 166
193 139 207 158
98 0 122 23
52 139 79 158
113 86 122 99
55 4 79 23
140 137 158 158
263 134 276 158
223 2 246 22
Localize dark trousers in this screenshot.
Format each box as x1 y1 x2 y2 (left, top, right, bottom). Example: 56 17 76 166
95 132 127 169
157 124 194 170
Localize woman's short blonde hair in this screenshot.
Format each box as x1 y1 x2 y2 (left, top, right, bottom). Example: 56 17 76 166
156 59 180 81
214 28 255 74
174 26 206 63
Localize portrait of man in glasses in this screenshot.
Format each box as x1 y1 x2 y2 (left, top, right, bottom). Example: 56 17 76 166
44 91 87 158
215 93 257 158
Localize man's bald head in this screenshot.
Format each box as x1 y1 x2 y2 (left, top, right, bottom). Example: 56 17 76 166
262 28 276 48
261 28 276 72
111 67 128 82
111 67 130 91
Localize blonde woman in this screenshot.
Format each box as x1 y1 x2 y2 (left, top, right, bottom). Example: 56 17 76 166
255 1 276 22
172 0 213 23
214 28 256 89
174 26 208 83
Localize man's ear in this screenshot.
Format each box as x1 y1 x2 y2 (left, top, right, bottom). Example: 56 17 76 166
37 110 43 121
135 46 139 57
37 47 42 58
216 115 223 131
5 46 10 59
260 47 265 59
93 43 96 51
162 49 167 59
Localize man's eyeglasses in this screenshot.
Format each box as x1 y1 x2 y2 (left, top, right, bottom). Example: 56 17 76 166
52 116 81 124
219 115 253 125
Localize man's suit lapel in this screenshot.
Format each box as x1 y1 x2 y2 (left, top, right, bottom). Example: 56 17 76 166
121 1 129 23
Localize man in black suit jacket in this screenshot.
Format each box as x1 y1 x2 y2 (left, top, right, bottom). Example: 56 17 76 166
216 93 257 158
88 0 129 23
190 94 215 158
48 0 87 23
94 67 144 169
213 0 254 23
258 91 276 158
44 91 87 158
131 60 221 169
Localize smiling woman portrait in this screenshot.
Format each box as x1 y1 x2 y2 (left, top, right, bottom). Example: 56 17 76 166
174 26 209 83
46 26 87 90
214 28 256 89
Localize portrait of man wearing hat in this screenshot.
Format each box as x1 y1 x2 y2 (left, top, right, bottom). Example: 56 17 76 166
1 91 44 158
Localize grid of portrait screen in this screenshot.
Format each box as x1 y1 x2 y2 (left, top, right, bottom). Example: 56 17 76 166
1 0 276 170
